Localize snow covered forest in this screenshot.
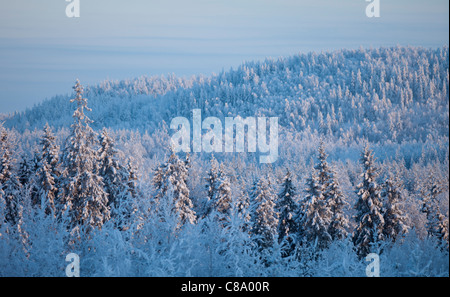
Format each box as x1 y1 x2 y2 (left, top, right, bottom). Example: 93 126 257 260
0 46 449 276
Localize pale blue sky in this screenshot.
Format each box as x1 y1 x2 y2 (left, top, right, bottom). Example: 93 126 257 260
0 0 448 113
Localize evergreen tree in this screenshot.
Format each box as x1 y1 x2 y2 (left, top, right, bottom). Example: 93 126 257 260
17 152 40 207
235 183 251 232
40 123 61 182
0 125 12 186
153 148 196 229
353 146 385 258
382 179 409 242
436 215 449 252
0 180 5 227
0 126 22 225
17 153 39 187
421 181 449 251
326 172 350 241
113 159 139 231
313 142 349 242
3 173 21 226
97 128 128 211
33 124 62 214
300 170 332 250
276 169 298 253
203 154 220 218
315 141 332 187
214 167 233 225
249 176 278 251
35 158 57 215
60 80 110 233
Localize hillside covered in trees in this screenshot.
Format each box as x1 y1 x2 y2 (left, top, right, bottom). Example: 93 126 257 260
0 46 448 276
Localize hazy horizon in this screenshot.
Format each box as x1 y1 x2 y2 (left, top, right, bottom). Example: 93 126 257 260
1 0 449 114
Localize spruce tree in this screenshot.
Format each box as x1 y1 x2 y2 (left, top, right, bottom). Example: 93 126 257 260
153 148 196 229
382 178 409 242
315 141 332 187
203 154 220 218
41 123 61 181
325 172 350 241
97 128 128 211
276 169 298 252
17 153 40 207
314 142 349 242
36 159 57 215
0 125 12 186
115 160 139 231
421 180 449 251
3 173 21 226
0 125 22 225
34 124 61 214
215 167 233 224
249 176 278 251
60 80 110 233
300 170 332 250
352 146 385 258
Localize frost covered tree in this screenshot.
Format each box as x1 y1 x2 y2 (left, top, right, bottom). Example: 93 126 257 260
326 172 350 241
276 169 298 253
41 123 61 179
17 153 40 207
249 176 278 251
315 141 332 188
97 128 128 211
17 153 39 188
203 154 220 218
299 170 332 250
214 164 232 225
313 142 349 242
382 179 409 242
60 80 110 233
0 125 12 186
204 155 232 225
113 160 139 231
34 124 61 214
353 146 385 258
0 126 22 225
421 180 449 251
2 173 21 226
153 148 196 229
35 158 57 215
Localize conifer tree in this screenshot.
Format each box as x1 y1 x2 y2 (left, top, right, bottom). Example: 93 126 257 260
3 173 21 226
17 153 40 207
215 166 233 225
35 159 57 215
60 80 110 232
421 180 449 251
17 153 38 187
0 125 22 225
97 128 128 211
203 154 220 218
353 146 385 258
313 142 349 242
325 172 350 241
249 176 278 251
34 124 61 214
300 170 332 250
153 148 196 229
0 125 12 186
41 123 61 181
315 141 332 187
276 169 298 251
382 179 409 242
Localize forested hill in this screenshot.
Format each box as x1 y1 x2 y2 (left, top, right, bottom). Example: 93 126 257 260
4 46 449 146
